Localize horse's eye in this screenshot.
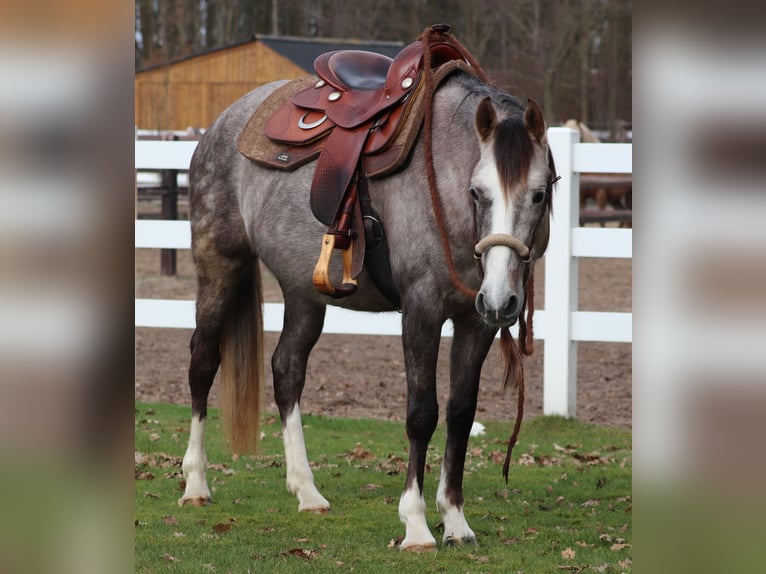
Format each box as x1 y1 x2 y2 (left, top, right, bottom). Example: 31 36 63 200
469 186 480 201
532 190 546 204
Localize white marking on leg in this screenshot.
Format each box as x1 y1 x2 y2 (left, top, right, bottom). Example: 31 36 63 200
436 465 475 544
399 484 437 551
179 415 212 506
283 405 330 512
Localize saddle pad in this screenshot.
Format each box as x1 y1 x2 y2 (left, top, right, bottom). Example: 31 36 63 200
237 76 327 171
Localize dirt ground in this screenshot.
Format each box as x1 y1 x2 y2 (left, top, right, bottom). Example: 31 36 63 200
135 218 631 429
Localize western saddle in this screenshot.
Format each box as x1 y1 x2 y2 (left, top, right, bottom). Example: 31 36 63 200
237 24 481 303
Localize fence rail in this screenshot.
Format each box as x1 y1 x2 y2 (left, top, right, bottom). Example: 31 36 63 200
135 127 632 419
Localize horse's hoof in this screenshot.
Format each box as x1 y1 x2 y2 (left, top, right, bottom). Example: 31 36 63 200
444 535 477 547
400 543 438 553
178 496 211 507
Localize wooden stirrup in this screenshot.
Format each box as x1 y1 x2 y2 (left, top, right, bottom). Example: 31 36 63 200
312 234 358 297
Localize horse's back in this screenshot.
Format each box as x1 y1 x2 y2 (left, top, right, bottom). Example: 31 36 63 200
190 81 290 184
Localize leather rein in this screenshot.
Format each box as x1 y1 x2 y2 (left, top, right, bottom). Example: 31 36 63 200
419 25 555 483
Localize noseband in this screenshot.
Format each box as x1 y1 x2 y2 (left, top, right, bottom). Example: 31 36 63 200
474 233 530 263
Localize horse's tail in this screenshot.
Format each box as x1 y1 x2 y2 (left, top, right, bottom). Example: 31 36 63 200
219 260 264 455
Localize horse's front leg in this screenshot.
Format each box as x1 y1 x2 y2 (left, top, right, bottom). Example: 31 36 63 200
398 304 442 551
437 319 496 546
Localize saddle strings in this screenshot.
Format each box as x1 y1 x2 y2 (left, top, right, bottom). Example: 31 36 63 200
419 26 527 484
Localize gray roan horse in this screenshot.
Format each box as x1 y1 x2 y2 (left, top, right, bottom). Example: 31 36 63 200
179 60 557 550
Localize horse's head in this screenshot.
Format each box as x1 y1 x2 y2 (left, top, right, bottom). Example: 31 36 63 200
470 97 556 328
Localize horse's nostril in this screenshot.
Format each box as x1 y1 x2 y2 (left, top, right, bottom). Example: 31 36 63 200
475 292 486 315
503 294 520 318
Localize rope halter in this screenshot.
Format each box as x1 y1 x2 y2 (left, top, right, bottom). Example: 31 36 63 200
474 233 531 264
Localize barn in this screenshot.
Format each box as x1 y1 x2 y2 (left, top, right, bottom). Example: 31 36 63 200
135 34 405 131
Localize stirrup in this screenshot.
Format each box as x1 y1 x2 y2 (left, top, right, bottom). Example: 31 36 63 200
312 233 358 297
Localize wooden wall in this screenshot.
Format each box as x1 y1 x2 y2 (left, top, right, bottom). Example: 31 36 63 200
135 42 307 131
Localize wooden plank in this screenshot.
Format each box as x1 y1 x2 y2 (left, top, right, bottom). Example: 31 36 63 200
580 174 632 190
579 209 632 224
573 143 632 174
572 227 632 258
135 140 197 170
135 220 191 249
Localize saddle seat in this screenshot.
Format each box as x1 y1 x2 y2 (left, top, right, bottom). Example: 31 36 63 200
318 50 393 91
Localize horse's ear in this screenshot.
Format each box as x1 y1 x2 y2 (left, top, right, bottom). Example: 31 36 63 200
524 98 546 142
476 97 496 141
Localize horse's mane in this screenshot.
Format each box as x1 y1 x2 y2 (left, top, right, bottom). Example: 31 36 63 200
564 118 601 143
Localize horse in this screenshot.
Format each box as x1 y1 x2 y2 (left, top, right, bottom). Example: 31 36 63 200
564 119 632 227
178 63 557 551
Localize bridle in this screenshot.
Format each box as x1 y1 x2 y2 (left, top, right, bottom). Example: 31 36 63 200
471 172 560 274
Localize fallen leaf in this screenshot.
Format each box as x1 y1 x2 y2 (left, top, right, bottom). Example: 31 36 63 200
361 483 383 491
347 443 376 460
143 491 159 499
148 433 160 442
282 548 318 559
610 543 631 551
212 523 232 534
162 515 178 525
468 554 489 563
161 553 178 562
561 547 576 559
518 453 536 466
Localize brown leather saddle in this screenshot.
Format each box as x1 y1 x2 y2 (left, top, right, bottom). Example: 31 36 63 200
238 24 477 301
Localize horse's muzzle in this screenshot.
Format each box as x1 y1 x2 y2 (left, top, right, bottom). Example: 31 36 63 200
475 290 522 328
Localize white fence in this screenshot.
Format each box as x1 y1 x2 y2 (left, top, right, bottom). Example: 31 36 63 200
135 128 632 418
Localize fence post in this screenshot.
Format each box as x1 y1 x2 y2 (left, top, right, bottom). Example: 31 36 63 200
544 127 580 417
160 133 179 276
160 168 179 275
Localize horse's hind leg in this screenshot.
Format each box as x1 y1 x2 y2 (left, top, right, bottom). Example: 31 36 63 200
437 319 495 545
272 294 329 512
179 245 251 507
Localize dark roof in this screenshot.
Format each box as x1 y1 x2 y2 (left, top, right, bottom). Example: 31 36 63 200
137 35 405 74
258 35 404 72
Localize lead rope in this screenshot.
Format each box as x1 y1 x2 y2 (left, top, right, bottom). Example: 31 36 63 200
419 25 525 484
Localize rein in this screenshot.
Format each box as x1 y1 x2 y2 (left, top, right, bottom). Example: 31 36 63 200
419 25 535 483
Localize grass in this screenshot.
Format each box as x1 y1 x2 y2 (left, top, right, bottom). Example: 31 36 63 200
135 402 631 573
